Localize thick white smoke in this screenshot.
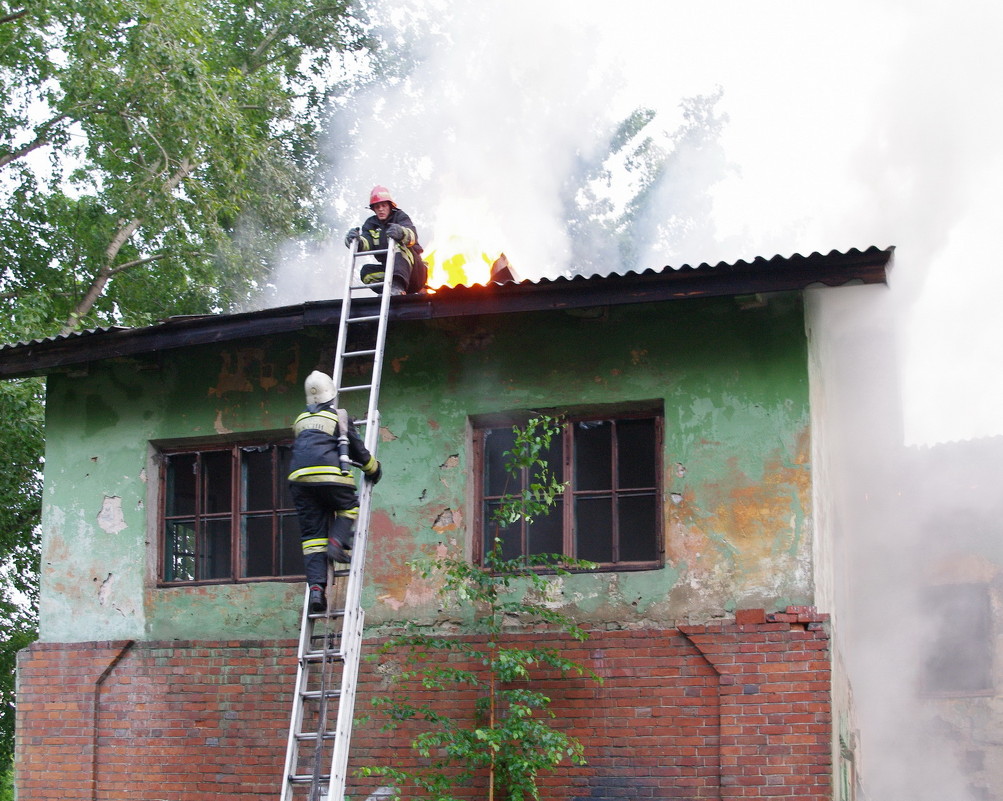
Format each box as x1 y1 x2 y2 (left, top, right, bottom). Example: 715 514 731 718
258 3 1003 797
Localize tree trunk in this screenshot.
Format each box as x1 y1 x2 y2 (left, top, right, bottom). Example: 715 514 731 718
61 158 193 333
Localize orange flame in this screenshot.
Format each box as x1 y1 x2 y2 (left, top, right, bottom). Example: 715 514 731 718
423 235 500 289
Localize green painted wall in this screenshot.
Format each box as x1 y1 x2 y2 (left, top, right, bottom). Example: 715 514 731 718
38 293 813 643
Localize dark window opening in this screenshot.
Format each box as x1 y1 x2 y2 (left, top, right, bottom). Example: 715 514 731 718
160 440 297 584
473 408 662 570
922 583 993 695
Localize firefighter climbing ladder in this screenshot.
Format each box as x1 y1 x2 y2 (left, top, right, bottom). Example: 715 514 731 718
280 240 400 801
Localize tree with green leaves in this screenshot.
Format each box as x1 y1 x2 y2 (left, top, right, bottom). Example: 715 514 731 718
364 417 601 801
0 0 382 774
1 0 375 337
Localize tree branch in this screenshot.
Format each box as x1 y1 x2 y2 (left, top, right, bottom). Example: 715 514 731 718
0 9 29 25
0 114 69 170
62 158 193 333
107 253 168 276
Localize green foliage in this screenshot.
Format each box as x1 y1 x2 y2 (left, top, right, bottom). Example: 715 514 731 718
0 0 375 336
364 417 601 801
0 378 42 768
0 0 381 778
0 766 12 801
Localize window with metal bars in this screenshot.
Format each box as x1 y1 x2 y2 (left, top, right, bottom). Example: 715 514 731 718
473 407 663 569
159 440 301 584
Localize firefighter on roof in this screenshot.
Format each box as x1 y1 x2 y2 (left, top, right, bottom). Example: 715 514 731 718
288 370 382 612
345 185 428 295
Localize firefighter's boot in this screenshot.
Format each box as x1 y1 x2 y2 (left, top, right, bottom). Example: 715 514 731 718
328 514 354 564
327 538 351 564
308 585 327 613
303 551 328 611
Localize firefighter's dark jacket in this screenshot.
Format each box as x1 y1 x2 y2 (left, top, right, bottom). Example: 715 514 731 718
287 402 378 487
358 207 422 267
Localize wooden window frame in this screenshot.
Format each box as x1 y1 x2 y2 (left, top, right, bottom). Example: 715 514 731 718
157 437 299 586
471 403 664 571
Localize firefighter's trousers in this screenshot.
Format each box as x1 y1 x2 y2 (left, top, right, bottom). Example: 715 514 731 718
289 482 359 586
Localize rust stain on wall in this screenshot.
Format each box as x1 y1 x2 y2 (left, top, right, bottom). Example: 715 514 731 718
667 426 811 586
391 355 409 373
369 510 432 610
208 346 299 397
210 350 256 396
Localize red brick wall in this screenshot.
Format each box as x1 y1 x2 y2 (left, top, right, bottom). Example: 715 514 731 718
16 608 830 800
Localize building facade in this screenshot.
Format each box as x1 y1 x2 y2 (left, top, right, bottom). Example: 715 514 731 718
2 249 892 799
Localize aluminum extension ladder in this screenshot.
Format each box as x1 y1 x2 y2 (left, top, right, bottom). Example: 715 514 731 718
280 238 400 801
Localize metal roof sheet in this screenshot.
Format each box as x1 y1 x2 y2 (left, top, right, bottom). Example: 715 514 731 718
0 246 893 379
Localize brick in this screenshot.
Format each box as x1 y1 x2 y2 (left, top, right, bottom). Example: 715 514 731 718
735 608 767 625
17 624 833 800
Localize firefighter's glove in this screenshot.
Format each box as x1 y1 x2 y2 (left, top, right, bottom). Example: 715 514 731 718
367 461 382 484
344 227 361 248
386 223 406 242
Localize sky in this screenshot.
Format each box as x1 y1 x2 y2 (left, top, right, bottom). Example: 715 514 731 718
261 2 1003 797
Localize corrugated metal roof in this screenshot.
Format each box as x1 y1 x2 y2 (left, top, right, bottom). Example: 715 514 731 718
0 246 893 379
1 325 132 352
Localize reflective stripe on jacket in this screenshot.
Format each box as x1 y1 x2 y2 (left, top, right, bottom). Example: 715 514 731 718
287 403 377 485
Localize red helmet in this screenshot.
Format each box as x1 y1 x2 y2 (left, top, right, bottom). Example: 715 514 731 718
369 185 396 209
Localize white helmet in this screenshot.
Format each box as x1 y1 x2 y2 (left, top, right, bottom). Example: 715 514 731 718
304 370 336 405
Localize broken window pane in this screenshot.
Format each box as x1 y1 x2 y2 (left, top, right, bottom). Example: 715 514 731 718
164 520 196 582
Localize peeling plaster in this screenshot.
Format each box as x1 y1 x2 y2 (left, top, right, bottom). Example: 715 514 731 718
97 496 127 535
97 573 114 606
432 508 461 532
213 409 233 435
391 355 410 373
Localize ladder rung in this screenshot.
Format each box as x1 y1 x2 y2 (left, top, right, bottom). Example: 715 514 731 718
353 247 391 258
289 774 331 784
344 349 377 358
295 731 336 742
301 689 342 701
309 635 343 647
309 608 347 620
348 314 381 324
338 384 372 393
303 651 345 662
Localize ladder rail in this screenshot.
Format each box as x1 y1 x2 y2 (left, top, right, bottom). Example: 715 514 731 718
280 585 315 801
282 233 399 801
